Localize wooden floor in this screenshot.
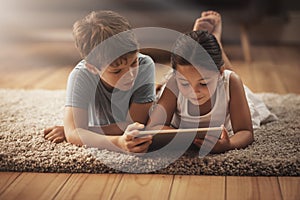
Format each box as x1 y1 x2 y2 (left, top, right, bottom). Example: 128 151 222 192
0 42 299 199
1 173 299 200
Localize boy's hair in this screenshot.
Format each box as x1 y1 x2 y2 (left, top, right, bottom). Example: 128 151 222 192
171 30 224 71
73 10 138 68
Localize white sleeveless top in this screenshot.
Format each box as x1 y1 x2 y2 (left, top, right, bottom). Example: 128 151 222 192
170 70 276 133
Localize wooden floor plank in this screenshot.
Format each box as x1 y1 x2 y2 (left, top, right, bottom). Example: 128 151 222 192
227 176 283 200
278 177 300 200
0 172 71 200
54 174 122 200
112 174 173 200
271 46 300 94
0 172 21 195
169 175 225 200
0 66 56 89
230 61 255 91
251 61 288 93
31 65 73 90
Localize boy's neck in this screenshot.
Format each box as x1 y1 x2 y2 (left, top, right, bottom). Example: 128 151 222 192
100 78 114 92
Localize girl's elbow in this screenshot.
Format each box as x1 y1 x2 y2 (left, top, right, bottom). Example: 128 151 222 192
248 130 254 145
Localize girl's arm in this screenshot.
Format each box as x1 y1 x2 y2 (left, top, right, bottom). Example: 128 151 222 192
128 101 154 125
146 75 178 130
227 72 254 149
195 72 254 153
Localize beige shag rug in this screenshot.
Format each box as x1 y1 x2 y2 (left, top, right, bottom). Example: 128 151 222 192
0 89 299 175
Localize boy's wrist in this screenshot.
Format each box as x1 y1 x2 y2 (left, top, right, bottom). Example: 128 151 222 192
107 135 122 151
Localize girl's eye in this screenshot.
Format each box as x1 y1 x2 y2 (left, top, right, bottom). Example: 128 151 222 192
199 82 207 86
111 69 122 74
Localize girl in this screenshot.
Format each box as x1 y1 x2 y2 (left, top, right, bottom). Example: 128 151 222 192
146 12 275 153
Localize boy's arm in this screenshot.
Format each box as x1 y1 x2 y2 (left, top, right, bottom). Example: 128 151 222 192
87 101 153 135
88 123 129 136
64 106 122 150
64 106 152 152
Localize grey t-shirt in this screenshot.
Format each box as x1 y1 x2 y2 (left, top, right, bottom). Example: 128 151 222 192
65 53 155 126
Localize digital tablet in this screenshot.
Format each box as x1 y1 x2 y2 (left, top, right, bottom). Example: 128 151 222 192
137 127 223 151
137 127 223 139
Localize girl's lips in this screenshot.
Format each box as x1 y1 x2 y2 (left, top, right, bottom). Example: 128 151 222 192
192 96 204 101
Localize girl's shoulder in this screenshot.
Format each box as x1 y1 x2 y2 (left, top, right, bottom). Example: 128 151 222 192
227 70 245 98
227 71 243 87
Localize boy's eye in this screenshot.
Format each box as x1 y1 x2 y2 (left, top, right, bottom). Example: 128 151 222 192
131 60 138 67
200 82 207 86
111 69 122 74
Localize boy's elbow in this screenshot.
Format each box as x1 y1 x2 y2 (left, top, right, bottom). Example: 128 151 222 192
64 127 83 146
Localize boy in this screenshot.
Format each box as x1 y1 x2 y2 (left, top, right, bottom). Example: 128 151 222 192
44 11 154 153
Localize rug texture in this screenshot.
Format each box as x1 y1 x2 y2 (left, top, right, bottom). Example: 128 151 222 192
0 89 299 176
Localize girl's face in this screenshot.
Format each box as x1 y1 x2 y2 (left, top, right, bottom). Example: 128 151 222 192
176 64 220 105
100 52 139 91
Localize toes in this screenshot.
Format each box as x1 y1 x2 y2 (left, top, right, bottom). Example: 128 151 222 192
202 10 221 18
201 11 210 17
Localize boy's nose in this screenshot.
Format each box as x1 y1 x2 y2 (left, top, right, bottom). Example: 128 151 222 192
129 67 134 77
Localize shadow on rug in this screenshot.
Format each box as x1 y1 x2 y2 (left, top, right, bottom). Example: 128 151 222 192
0 89 299 176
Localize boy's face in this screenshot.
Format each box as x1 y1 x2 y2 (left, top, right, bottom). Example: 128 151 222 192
176 64 220 105
99 52 139 91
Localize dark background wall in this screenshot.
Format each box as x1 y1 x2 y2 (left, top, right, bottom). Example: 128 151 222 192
1 0 299 45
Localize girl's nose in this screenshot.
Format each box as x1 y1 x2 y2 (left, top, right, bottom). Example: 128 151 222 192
192 84 201 93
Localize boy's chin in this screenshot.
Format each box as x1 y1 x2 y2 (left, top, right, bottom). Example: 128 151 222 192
115 82 134 91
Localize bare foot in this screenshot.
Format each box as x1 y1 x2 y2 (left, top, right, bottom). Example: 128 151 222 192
193 11 222 42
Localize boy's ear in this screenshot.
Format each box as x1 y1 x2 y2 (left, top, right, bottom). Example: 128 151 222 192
85 62 99 75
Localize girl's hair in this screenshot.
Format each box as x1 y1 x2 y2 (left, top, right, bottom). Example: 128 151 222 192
73 10 138 68
171 30 224 71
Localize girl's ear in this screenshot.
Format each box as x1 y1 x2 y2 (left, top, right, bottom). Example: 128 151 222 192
85 62 99 75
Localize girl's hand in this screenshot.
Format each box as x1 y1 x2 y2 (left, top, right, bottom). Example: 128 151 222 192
193 125 232 154
44 126 66 143
117 122 152 153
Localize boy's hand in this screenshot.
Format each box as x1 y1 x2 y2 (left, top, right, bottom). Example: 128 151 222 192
118 122 152 153
193 125 232 154
44 126 66 143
